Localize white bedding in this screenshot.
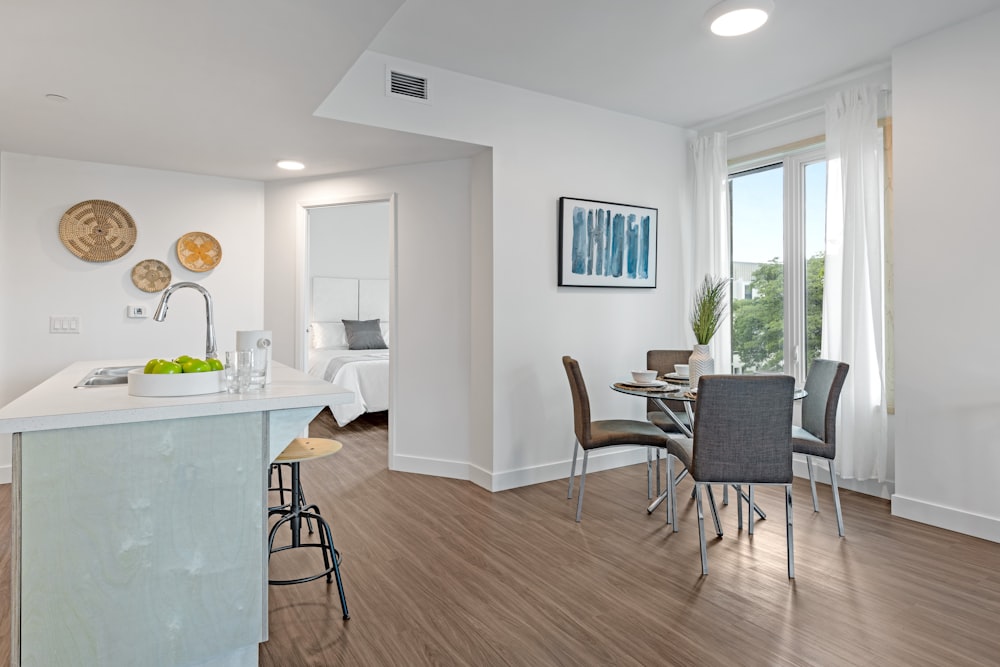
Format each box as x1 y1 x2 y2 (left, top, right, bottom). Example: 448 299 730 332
308 348 390 426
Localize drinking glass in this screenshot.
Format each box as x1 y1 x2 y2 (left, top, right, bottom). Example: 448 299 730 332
224 350 253 394
247 348 268 391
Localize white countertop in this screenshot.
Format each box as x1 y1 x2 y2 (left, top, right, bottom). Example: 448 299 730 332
0 359 354 433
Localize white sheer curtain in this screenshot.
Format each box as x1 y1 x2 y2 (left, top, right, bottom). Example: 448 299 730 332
685 132 731 370
823 85 888 482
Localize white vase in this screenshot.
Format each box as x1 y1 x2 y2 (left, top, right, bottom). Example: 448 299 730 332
688 344 714 389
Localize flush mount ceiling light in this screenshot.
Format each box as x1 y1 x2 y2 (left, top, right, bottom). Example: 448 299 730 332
276 160 305 171
704 0 774 37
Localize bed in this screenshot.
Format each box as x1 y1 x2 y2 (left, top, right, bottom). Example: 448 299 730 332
308 277 390 426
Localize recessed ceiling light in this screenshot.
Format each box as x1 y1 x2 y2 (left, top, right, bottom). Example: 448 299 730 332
704 0 774 37
276 160 305 171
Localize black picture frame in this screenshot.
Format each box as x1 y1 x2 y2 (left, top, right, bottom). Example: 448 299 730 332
558 197 658 287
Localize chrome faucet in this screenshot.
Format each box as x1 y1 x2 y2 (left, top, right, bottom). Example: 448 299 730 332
153 282 218 359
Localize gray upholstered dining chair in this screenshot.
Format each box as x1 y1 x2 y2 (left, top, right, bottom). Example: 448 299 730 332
562 356 687 523
643 349 692 499
665 374 797 577
645 349 692 433
794 359 850 536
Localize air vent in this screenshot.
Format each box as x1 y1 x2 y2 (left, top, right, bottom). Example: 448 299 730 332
386 68 430 103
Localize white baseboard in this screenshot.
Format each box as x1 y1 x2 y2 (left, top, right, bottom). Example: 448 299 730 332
891 493 1000 544
791 456 894 500
489 447 648 492
390 453 472 481
391 447 650 493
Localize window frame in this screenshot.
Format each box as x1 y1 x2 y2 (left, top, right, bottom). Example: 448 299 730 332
728 143 826 385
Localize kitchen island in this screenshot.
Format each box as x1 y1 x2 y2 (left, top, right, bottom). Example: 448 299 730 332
0 360 353 667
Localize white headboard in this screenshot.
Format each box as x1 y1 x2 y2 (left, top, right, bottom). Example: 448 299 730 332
312 277 389 322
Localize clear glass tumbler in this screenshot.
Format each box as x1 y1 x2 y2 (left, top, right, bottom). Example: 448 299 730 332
224 350 253 394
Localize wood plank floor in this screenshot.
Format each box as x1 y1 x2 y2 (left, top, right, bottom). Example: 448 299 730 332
2 411 999 665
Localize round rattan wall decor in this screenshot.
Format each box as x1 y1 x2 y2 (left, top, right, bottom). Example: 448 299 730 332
130 259 172 293
58 199 137 262
176 231 222 272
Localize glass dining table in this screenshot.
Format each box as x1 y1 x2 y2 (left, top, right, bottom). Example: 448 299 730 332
611 377 807 518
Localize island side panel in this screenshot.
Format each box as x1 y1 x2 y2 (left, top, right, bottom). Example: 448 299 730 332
16 413 265 667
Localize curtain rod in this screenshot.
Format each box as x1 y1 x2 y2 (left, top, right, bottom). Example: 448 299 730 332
721 87 892 141
725 107 825 140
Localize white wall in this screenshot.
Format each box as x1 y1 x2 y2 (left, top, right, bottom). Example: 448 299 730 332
891 9 1000 542
0 152 265 482
318 52 691 490
308 201 390 279
264 159 474 474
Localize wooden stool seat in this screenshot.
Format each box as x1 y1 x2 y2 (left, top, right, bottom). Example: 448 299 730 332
267 436 349 619
275 437 342 463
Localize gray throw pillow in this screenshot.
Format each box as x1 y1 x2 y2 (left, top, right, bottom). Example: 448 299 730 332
342 319 388 350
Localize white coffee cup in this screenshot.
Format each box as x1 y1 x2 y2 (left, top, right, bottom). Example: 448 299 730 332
674 364 689 376
631 369 658 383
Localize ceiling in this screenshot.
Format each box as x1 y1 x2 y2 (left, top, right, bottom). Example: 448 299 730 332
2 0 998 182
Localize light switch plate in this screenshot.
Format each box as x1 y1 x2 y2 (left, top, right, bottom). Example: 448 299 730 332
49 316 80 333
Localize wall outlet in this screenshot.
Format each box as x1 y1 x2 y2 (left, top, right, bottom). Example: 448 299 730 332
127 305 148 319
49 316 80 333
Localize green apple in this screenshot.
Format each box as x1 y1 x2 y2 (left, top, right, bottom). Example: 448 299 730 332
143 358 162 374
174 355 194 365
206 358 224 371
182 359 211 373
152 360 182 374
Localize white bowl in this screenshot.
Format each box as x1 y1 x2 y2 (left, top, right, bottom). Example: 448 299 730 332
674 364 689 376
631 369 658 383
127 368 225 397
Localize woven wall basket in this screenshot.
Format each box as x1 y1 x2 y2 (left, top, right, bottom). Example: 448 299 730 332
59 199 137 262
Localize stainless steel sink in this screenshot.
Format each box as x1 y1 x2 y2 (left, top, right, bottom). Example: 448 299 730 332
75 366 142 388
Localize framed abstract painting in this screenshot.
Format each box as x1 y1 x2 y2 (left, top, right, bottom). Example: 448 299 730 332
558 197 658 287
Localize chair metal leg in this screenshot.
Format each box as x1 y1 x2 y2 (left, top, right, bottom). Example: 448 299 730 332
829 458 845 537
656 450 662 497
575 450 589 522
786 484 795 579
567 440 579 499
748 485 755 535
666 455 675 529
723 484 729 506
705 485 722 537
806 456 819 512
646 447 653 499
735 484 744 531
695 484 708 575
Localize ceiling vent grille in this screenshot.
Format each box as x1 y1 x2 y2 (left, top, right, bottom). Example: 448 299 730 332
386 68 430 103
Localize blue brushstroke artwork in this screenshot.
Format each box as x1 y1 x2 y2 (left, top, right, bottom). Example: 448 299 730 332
563 198 656 287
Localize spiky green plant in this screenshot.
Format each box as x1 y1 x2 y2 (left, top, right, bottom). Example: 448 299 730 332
690 275 729 345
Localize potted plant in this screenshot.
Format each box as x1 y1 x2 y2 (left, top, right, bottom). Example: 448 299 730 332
688 275 729 388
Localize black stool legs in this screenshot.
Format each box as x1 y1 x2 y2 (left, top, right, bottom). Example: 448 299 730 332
267 460 350 620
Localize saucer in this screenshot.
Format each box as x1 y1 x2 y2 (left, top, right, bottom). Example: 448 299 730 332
663 372 689 382
623 379 668 388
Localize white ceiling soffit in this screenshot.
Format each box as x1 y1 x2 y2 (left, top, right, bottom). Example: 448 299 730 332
370 0 1000 128
0 0 482 181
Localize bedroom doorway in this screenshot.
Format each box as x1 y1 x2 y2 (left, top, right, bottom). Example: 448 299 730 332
297 194 397 469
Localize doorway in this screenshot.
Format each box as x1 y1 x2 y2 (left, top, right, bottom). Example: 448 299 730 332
296 194 397 469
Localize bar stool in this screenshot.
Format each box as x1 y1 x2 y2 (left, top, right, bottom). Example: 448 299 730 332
267 437 350 620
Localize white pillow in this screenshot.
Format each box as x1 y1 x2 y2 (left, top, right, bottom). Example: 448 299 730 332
380 321 390 346
310 322 348 350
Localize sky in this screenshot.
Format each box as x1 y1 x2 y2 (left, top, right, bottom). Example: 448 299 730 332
731 161 827 265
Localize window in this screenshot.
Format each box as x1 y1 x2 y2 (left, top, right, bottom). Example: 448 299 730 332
729 146 826 383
